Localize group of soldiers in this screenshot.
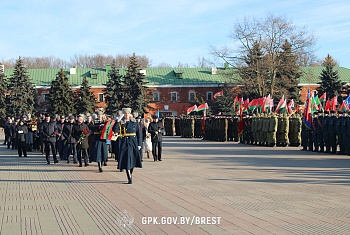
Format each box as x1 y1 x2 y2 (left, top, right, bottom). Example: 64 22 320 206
161 109 350 156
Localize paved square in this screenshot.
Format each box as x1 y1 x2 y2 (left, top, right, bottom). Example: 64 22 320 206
1 131 350 234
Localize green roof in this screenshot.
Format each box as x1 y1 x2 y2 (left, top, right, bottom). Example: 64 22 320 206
3 66 350 87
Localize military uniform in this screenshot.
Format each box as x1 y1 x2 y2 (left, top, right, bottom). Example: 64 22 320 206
328 111 337 154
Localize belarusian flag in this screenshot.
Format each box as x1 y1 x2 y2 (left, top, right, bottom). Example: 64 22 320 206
287 99 295 114
197 103 209 111
319 92 326 107
100 120 115 140
187 105 198 114
275 95 286 113
338 102 347 112
214 90 223 99
331 96 337 111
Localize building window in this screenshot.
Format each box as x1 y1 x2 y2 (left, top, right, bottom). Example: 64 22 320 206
98 93 104 102
170 92 178 102
42 94 49 102
153 92 160 101
188 92 195 101
207 92 213 101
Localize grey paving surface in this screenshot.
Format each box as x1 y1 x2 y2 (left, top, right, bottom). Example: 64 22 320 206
1 130 350 234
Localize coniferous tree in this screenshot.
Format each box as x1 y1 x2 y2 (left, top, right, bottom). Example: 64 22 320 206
123 53 150 114
103 61 124 115
216 83 235 115
317 55 344 99
7 58 35 116
239 41 269 98
275 40 302 104
0 65 7 118
47 69 76 115
76 77 96 114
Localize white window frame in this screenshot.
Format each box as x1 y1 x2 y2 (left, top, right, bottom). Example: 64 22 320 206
153 92 160 101
207 91 213 101
170 92 178 102
188 91 195 101
98 93 104 102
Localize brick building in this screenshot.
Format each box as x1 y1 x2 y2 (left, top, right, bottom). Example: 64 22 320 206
2 65 350 116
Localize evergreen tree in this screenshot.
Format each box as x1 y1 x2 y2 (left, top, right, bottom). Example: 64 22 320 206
0 65 7 118
7 58 35 116
216 83 235 115
103 61 124 115
76 77 96 114
275 40 302 104
123 53 150 114
317 54 344 99
239 41 269 98
47 69 76 115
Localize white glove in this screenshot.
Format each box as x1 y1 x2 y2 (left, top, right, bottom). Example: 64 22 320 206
18 130 23 134
138 146 141 150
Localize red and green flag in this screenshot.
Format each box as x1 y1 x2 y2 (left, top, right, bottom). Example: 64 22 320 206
100 120 115 140
187 105 198 115
197 103 209 111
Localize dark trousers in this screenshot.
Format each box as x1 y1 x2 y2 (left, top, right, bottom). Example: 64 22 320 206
17 141 27 157
152 141 162 160
77 148 89 166
11 137 17 149
56 140 65 160
5 136 11 149
329 133 337 154
45 141 57 163
65 143 77 163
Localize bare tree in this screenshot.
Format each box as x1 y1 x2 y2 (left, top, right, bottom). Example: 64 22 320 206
211 13 317 97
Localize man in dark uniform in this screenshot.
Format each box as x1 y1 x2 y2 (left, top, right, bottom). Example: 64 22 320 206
148 115 165 161
323 111 330 153
341 111 349 155
40 113 59 164
329 110 337 154
337 111 346 155
10 118 19 150
312 111 319 152
316 111 324 152
4 116 12 149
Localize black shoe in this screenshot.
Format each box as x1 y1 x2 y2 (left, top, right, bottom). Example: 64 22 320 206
99 168 103 172
54 160 59 164
79 164 82 167
158 159 162 161
24 155 27 157
103 162 107 166
19 155 22 157
128 179 132 184
47 162 50 164
85 163 89 167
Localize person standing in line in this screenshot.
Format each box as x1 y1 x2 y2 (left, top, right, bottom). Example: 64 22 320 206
143 117 152 159
40 113 59 164
148 115 165 162
72 114 90 167
62 115 78 164
56 115 66 160
10 118 19 150
113 108 142 184
4 116 12 149
16 118 28 157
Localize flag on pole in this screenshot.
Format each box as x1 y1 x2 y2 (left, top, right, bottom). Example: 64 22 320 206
324 99 331 111
287 99 295 114
344 96 350 108
187 105 198 115
331 96 337 111
214 90 223 99
319 92 326 107
275 95 286 113
197 103 209 111
303 88 312 129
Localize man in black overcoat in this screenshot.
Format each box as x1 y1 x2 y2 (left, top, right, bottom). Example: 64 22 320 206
40 114 58 164
148 115 165 161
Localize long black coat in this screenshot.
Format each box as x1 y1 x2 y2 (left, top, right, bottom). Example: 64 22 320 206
72 122 90 149
40 121 58 142
15 124 28 143
113 120 142 170
148 121 165 143
62 122 76 144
